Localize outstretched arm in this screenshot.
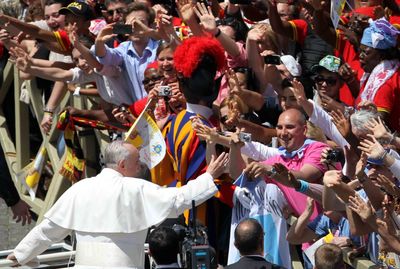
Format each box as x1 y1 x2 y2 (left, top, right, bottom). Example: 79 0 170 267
7 219 72 265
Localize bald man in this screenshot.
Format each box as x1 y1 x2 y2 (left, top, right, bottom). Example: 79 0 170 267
243 108 329 217
226 218 283 269
7 141 229 268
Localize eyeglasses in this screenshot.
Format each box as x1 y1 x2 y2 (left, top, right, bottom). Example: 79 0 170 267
314 76 338 86
143 75 163 85
106 7 127 16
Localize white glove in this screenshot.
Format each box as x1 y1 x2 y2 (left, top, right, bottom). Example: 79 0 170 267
233 187 252 209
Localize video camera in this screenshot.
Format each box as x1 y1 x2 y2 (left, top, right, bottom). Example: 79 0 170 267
172 201 216 269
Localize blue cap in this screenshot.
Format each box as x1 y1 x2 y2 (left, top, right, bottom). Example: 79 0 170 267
361 18 400 50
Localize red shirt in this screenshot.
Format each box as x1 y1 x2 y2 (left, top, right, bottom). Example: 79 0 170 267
334 31 364 106
355 70 400 132
288 19 308 45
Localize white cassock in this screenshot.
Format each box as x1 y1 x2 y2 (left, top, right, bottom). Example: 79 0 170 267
13 168 218 268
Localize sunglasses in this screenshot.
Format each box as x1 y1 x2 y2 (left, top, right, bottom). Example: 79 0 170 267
143 75 163 85
106 7 127 16
220 115 229 124
315 76 338 86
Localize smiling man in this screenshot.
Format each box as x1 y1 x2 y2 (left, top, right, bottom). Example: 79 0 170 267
242 108 330 217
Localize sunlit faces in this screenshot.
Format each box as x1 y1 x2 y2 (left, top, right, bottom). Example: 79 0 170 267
359 44 382 73
125 10 149 41
72 48 93 75
276 109 307 152
219 105 231 131
228 71 248 91
142 68 163 93
104 1 127 23
44 3 65 31
157 48 175 77
279 87 301 111
315 69 341 99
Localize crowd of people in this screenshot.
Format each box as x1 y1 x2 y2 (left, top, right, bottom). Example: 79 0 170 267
1 0 400 268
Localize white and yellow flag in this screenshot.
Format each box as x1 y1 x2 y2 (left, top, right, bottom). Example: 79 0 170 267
124 108 166 169
330 0 347 29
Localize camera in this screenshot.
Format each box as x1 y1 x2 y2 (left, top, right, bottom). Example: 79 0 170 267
158 86 172 97
112 24 133 35
118 106 127 113
239 132 252 143
264 55 281 65
172 201 216 269
325 149 342 163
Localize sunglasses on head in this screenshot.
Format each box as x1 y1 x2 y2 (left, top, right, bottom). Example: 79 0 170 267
106 7 127 16
315 76 338 86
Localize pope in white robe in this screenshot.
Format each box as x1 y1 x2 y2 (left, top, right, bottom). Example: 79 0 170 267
7 141 229 268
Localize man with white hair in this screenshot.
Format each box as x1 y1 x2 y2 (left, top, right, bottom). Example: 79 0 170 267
7 140 228 268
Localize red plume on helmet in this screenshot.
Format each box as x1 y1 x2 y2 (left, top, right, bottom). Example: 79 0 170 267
173 36 226 78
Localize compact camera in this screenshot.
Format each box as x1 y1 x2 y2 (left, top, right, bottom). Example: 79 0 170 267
325 149 342 163
158 86 172 97
239 132 252 143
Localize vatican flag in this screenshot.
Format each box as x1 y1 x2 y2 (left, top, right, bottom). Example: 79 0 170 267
124 107 166 169
24 146 47 200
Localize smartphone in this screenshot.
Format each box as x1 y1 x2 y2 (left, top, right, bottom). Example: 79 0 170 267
112 24 133 35
264 55 281 65
229 0 252 4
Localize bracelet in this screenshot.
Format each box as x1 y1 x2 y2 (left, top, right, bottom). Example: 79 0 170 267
214 28 221 38
43 106 54 114
43 111 53 116
295 180 309 193
73 86 81 97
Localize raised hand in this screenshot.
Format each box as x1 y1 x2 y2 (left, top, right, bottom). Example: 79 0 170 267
112 107 135 124
348 195 374 222
355 152 368 179
206 152 229 178
358 134 386 160
323 170 343 188
365 117 392 142
377 174 400 198
244 161 271 179
292 78 307 104
330 109 350 138
192 121 219 142
96 23 116 43
176 0 195 23
194 2 217 35
357 100 377 112
270 163 300 188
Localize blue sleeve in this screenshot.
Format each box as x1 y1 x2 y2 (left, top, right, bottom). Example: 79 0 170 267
307 214 330 237
96 42 125 66
338 218 361 247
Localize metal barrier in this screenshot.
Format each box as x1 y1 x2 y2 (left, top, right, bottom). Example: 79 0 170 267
0 61 107 223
